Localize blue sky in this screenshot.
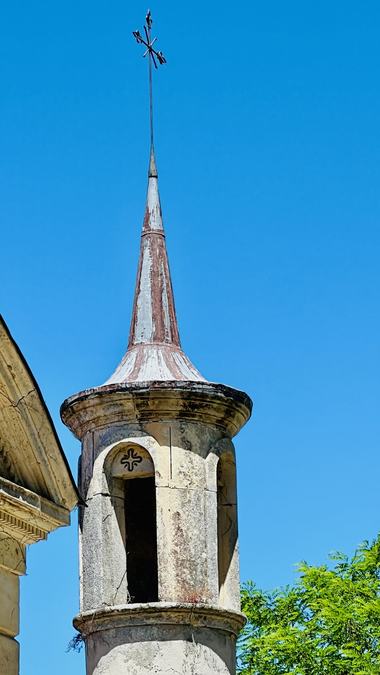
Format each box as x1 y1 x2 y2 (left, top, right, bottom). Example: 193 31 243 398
1 1 379 673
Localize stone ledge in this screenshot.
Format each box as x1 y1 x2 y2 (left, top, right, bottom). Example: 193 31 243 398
74 602 246 638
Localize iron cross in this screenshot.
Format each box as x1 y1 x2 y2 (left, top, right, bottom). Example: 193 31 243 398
133 10 167 69
133 10 167 149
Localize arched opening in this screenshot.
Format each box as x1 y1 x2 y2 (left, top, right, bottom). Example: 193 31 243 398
125 475 158 602
217 454 239 608
110 444 158 603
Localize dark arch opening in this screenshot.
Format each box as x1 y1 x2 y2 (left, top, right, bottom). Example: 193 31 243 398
125 476 158 603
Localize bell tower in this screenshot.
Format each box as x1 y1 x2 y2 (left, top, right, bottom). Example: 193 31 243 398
61 11 252 675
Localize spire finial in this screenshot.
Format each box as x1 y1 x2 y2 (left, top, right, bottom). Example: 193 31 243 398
133 10 167 158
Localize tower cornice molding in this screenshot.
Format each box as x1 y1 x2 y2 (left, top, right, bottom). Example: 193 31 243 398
74 602 246 638
61 381 252 440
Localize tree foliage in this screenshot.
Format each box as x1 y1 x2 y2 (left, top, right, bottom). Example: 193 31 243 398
239 536 380 674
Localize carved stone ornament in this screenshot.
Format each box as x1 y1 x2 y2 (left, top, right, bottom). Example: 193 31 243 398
111 445 154 479
120 448 143 472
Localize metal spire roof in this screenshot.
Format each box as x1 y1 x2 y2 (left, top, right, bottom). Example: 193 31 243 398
105 148 206 385
105 11 205 385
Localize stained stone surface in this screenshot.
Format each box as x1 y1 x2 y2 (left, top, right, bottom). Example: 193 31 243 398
0 568 19 637
86 630 236 675
62 380 251 675
0 633 19 675
76 417 243 613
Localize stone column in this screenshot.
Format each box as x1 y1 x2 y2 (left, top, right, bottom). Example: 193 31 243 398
0 536 24 675
0 478 76 675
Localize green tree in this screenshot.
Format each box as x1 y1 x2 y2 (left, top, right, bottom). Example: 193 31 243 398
239 536 380 675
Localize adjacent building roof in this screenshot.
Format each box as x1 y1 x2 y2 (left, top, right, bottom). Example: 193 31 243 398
0 314 78 514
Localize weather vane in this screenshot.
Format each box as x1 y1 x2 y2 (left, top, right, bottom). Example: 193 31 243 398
133 10 167 150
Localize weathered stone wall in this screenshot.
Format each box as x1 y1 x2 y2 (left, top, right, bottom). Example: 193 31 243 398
0 547 21 675
79 419 240 613
86 624 236 675
63 381 252 675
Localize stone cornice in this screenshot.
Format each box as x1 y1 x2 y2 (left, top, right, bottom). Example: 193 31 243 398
61 381 252 440
0 476 71 546
74 602 246 638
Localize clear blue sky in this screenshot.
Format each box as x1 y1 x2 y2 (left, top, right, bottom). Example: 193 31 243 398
1 1 379 673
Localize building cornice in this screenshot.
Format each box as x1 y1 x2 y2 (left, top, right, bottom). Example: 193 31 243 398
0 476 71 547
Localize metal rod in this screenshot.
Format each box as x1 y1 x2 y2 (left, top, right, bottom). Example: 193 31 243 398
132 10 167 155
147 20 154 149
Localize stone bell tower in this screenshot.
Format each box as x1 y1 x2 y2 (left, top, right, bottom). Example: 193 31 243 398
61 14 252 673
61 144 252 673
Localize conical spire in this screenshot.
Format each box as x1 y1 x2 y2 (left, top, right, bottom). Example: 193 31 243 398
128 147 180 349
105 149 206 384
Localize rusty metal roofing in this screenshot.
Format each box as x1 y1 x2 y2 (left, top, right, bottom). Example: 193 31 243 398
105 148 206 384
